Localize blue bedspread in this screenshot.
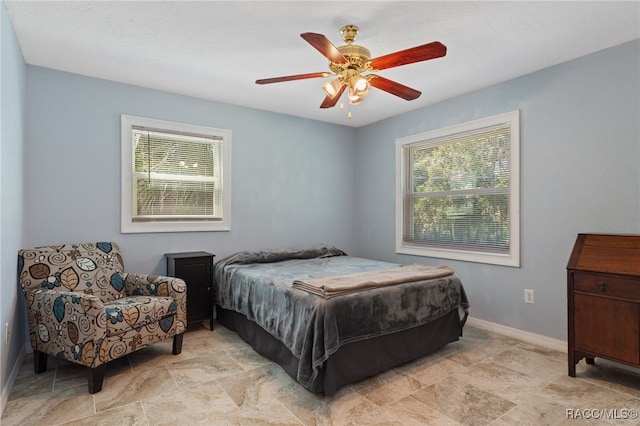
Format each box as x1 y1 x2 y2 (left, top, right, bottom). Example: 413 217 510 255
214 245 469 386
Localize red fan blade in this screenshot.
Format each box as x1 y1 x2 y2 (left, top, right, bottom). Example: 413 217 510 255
256 72 329 85
368 75 421 100
370 41 446 71
319 84 347 108
301 32 349 64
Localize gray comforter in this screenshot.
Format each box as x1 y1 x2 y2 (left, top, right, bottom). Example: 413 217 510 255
214 245 469 387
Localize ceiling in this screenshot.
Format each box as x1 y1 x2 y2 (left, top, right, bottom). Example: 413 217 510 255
5 1 640 127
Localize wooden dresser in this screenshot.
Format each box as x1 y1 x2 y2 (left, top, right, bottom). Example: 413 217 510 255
567 233 640 376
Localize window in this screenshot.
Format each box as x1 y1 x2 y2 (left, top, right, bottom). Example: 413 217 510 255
396 111 519 267
121 115 231 233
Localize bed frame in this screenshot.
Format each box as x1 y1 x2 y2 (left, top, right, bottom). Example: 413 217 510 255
217 306 463 395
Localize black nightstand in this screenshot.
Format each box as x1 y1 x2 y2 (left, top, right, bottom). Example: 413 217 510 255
166 252 215 330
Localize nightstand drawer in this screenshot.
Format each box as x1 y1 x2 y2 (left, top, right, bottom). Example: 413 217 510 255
574 271 640 301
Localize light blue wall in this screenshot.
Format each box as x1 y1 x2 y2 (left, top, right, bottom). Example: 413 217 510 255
24 67 357 274
0 1 25 409
354 39 640 340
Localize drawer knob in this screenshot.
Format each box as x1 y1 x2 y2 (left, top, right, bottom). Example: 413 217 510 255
598 281 608 292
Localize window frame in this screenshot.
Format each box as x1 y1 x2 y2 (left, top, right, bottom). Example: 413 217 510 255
121 115 231 233
395 110 520 267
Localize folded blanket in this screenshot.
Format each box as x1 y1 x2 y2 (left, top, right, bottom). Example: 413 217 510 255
293 264 455 298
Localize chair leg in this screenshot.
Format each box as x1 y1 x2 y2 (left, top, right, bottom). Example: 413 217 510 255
34 350 48 374
87 364 107 394
172 333 184 355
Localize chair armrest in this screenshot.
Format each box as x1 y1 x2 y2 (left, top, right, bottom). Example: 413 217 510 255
122 273 186 298
122 273 187 324
24 289 107 363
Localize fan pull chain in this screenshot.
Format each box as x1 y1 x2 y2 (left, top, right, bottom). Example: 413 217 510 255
339 102 352 119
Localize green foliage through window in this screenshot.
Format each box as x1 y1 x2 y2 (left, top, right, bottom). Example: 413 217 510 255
404 126 511 253
132 128 223 220
397 111 520 266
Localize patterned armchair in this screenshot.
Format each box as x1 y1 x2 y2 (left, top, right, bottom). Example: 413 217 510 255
17 242 187 393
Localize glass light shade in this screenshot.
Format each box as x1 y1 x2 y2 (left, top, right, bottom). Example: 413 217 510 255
348 89 364 104
352 75 370 95
323 79 343 98
348 75 370 105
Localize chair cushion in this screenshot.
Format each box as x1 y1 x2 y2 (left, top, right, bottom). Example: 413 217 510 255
103 296 178 337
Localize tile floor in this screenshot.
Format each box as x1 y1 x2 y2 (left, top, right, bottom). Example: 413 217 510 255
2 323 640 425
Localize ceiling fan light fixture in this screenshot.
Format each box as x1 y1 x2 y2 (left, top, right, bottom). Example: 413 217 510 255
348 89 364 105
348 74 370 104
323 79 344 98
352 75 370 94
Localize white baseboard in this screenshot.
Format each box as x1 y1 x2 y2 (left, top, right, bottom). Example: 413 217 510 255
466 317 567 353
467 317 640 376
1 344 27 417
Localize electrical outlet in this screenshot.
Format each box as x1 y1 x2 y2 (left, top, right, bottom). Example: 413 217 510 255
524 289 535 304
5 322 9 344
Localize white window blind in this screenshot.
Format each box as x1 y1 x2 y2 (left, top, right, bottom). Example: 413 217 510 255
132 127 222 221
121 115 231 233
396 111 519 266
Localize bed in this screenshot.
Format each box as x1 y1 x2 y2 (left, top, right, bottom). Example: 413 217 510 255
214 244 469 395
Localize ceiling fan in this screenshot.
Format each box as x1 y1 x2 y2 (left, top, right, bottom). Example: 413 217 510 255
256 25 447 111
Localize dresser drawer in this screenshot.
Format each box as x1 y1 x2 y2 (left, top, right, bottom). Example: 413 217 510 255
574 271 640 301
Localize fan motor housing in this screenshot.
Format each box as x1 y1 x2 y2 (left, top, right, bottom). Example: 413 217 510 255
330 44 371 74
